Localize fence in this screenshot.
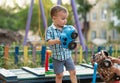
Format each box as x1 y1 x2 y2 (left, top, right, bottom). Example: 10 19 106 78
0 44 120 69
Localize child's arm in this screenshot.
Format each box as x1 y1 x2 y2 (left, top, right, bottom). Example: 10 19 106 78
112 66 120 76
109 56 120 64
47 39 60 45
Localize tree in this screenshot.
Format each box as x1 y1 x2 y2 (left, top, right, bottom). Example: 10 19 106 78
76 0 98 41
16 4 39 31
63 4 74 25
0 7 18 30
16 0 54 32
110 0 120 33
0 0 74 34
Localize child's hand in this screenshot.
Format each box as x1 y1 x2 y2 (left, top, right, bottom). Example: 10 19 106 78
108 56 116 63
55 38 60 44
108 56 120 64
111 65 120 76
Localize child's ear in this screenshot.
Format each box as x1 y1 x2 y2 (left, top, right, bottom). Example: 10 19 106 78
52 16 56 20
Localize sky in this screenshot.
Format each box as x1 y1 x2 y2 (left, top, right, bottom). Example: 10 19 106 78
51 0 70 4
0 0 70 8
0 0 31 8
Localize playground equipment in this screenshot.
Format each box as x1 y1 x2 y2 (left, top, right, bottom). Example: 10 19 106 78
60 25 78 50
23 0 47 46
91 50 120 83
0 63 103 83
22 0 86 71
45 50 54 74
2 0 120 82
92 62 98 83
23 0 85 51
71 0 85 50
0 43 120 69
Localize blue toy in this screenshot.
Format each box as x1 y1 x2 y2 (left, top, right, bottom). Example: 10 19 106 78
60 25 78 50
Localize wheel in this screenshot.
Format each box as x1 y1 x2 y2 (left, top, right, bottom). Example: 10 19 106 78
103 59 112 68
115 75 120 81
68 42 77 50
71 32 78 39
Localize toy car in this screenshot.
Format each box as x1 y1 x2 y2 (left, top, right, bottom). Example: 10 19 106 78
60 25 78 50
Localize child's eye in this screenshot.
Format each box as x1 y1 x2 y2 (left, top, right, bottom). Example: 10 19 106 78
62 18 65 20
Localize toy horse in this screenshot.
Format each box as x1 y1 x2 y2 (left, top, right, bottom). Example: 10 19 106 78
91 50 120 83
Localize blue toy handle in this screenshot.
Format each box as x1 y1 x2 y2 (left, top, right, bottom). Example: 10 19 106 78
92 62 98 83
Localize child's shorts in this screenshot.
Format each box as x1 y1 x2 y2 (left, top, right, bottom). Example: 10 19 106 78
52 57 75 74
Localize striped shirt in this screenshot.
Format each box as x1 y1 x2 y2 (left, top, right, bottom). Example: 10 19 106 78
45 24 71 61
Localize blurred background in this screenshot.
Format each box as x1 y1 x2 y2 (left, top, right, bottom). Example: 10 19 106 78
0 0 120 69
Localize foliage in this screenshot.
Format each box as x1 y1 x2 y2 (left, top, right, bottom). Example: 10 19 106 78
113 0 120 19
0 1 53 32
0 1 76 46
0 7 18 30
110 0 120 33
16 4 38 31
75 0 94 41
76 0 93 20
63 4 74 25
0 0 75 33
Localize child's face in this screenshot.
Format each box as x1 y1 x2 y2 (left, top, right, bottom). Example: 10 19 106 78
53 11 68 28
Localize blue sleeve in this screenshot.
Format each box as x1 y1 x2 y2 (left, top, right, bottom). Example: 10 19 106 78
45 27 52 41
